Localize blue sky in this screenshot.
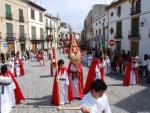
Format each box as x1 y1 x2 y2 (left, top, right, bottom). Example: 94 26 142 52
39 0 113 32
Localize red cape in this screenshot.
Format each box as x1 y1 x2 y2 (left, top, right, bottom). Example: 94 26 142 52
84 59 101 94
123 62 138 86
18 59 24 76
14 59 25 76
68 62 84 98
6 71 25 104
51 66 73 106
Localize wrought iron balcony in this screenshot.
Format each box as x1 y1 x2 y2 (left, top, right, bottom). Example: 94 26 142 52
130 0 141 15
31 35 45 41
19 33 27 41
19 16 24 22
128 31 140 39
32 35 37 40
6 33 16 41
6 12 13 20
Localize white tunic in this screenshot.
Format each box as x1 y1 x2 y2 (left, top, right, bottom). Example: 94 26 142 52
69 64 80 98
0 76 16 113
80 92 112 113
105 58 111 75
7 60 15 74
130 64 138 85
95 65 101 80
57 70 69 104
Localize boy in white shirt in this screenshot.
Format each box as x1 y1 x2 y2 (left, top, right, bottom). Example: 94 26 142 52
81 79 111 113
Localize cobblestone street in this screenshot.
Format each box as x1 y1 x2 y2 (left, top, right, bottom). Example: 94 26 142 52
11 54 150 113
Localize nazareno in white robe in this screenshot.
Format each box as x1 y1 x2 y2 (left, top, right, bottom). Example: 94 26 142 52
0 76 16 113
56 70 69 104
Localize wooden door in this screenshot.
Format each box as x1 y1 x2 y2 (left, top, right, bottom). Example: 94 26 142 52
8 43 14 52
131 41 139 57
32 43 36 52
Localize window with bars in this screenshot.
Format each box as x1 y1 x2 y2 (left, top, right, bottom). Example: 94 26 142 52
19 9 24 22
117 6 121 17
6 23 13 37
19 25 25 38
31 26 36 39
5 4 12 20
40 28 44 39
116 21 122 38
39 12 43 22
31 9 35 20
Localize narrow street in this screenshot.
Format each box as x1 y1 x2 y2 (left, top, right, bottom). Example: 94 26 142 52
12 54 150 113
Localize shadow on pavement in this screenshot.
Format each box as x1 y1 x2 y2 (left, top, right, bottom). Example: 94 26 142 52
31 65 41 67
107 84 123 86
39 75 51 78
25 95 53 107
107 73 123 81
115 85 150 113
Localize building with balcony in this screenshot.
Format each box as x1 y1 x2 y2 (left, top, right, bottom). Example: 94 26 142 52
82 4 107 49
0 0 29 52
59 22 71 47
28 1 46 52
44 13 61 49
45 15 61 49
106 0 150 58
93 11 108 49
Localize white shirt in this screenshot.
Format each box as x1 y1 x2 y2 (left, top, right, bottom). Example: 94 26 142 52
80 92 112 113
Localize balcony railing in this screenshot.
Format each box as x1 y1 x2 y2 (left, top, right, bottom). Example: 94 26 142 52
19 16 24 22
114 33 123 39
32 35 37 40
6 33 16 41
6 12 13 20
31 35 45 41
19 33 27 41
128 31 140 39
130 0 141 15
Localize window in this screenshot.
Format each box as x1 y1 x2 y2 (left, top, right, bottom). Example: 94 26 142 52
99 29 101 36
19 9 24 22
31 9 35 19
96 30 98 36
99 21 101 24
116 21 122 37
19 25 24 38
6 23 13 37
40 28 44 39
96 23 97 26
111 12 114 17
131 17 139 36
5 4 12 20
31 26 36 39
117 6 121 17
39 12 43 22
46 19 48 27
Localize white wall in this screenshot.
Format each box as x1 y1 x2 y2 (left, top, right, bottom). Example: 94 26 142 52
28 6 45 39
139 0 150 58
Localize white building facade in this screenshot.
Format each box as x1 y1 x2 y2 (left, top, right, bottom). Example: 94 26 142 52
28 1 46 52
90 0 150 58
93 12 108 49
106 0 150 58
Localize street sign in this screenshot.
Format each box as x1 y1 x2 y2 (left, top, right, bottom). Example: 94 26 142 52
109 39 115 46
3 43 7 48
